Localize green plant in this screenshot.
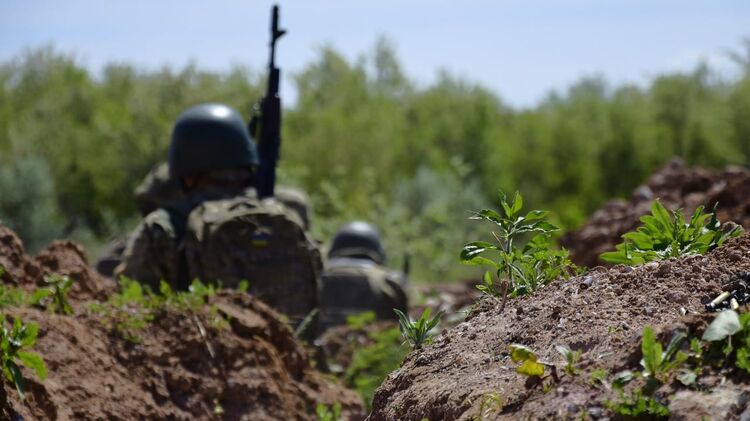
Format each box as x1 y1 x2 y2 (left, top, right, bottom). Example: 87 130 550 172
605 389 669 419
316 402 342 421
344 326 408 410
0 284 26 310
640 326 688 383
346 311 377 330
44 274 74 315
601 201 742 265
589 368 609 389
701 310 750 373
461 191 574 309
508 344 545 377
0 316 47 400
556 345 582 375
394 308 443 349
473 392 503 420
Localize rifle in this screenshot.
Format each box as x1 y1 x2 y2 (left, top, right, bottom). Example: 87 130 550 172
253 4 286 199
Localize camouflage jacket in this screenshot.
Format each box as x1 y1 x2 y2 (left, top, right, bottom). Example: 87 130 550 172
318 256 408 332
116 191 321 323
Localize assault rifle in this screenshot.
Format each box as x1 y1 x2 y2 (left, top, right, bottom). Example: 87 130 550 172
253 4 286 199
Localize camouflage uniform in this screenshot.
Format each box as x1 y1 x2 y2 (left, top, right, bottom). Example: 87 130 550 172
116 190 321 322
116 103 320 324
319 257 407 332
318 221 408 332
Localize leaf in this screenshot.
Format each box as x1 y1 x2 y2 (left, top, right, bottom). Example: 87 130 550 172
509 344 536 363
676 369 697 387
510 191 523 216
702 310 741 342
17 351 47 380
611 370 634 389
640 326 662 377
7 360 25 400
517 358 545 377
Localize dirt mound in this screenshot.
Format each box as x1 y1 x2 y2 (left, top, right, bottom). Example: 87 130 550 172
561 158 750 268
0 224 365 420
1 291 365 420
368 235 750 420
0 224 115 300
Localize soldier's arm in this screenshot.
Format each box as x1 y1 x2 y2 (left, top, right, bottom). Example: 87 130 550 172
115 209 180 290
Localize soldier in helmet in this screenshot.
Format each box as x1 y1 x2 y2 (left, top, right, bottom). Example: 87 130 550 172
318 221 409 333
116 103 321 324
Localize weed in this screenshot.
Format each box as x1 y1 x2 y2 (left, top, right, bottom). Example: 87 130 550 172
472 392 503 420
394 308 443 349
640 326 687 384
316 402 342 421
601 200 742 265
0 284 26 309
556 345 582 375
508 344 545 377
346 311 377 330
0 316 47 400
462 191 574 309
588 368 609 389
701 309 750 373
344 326 407 410
43 273 74 315
605 389 669 419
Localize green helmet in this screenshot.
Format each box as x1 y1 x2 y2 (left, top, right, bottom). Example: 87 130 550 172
169 103 259 178
328 221 386 265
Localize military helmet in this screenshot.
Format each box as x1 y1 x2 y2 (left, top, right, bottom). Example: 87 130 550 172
169 103 259 178
328 221 386 265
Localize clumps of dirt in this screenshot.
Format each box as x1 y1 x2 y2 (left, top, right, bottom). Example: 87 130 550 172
369 235 750 420
0 223 115 300
2 291 365 420
0 224 365 420
561 158 750 267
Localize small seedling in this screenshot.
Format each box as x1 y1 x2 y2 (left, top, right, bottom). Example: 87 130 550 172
601 200 742 265
474 392 503 420
556 345 582 375
588 368 609 389
640 326 687 384
508 344 545 377
316 402 342 421
44 273 74 315
394 308 443 349
701 310 750 373
0 316 47 400
605 390 669 419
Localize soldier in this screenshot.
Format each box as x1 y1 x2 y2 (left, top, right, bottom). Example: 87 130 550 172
318 221 409 333
115 103 321 324
133 161 313 231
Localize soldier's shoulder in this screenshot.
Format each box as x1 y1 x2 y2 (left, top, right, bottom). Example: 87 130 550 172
187 194 306 232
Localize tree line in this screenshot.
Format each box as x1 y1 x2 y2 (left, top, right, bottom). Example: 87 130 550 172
1 39 749 281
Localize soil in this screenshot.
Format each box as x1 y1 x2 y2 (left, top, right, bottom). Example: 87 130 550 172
0 223 365 420
561 158 750 268
368 234 750 420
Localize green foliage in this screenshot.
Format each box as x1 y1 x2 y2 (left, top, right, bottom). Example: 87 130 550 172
344 326 408 410
701 310 750 373
588 368 609 388
43 273 74 315
394 308 443 349
508 344 545 377
462 191 574 302
601 201 742 265
639 327 688 383
345 311 376 330
0 316 47 400
316 402 342 421
555 345 582 375
3 42 750 281
0 284 26 310
90 277 216 343
605 390 669 420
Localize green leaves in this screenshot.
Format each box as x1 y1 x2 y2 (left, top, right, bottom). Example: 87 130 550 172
702 310 741 341
461 190 574 304
601 200 743 265
509 344 545 377
555 345 581 375
0 315 48 400
639 326 687 382
394 308 443 349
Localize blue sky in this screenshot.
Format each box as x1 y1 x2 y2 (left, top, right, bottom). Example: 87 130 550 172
1 0 748 107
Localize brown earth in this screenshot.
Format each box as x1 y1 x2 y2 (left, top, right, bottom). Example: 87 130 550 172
561 158 750 268
369 234 750 420
0 224 365 420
